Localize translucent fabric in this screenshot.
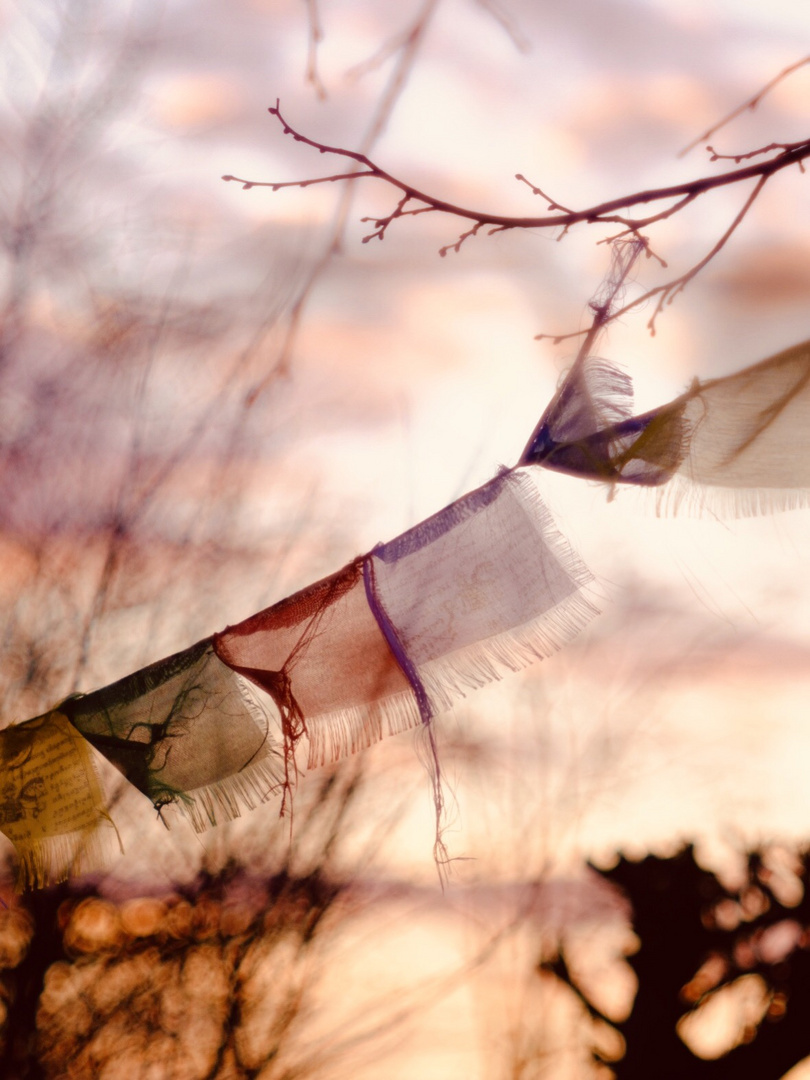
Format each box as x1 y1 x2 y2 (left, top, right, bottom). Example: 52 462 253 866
524 339 810 514
64 640 283 832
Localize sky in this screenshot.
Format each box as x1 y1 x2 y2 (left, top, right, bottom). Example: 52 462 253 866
2 0 810 1074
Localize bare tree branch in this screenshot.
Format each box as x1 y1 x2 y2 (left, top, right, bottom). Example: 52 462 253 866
224 104 809 241
223 101 810 337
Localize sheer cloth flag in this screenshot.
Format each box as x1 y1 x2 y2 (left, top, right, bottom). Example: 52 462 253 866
63 641 284 835
3 338 810 887
523 339 810 515
0 712 115 888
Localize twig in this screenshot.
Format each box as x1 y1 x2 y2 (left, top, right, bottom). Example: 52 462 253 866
680 54 810 156
515 174 575 213
707 141 807 168
439 221 483 256
224 104 810 245
225 103 809 336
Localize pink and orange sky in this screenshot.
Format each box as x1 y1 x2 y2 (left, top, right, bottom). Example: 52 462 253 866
2 1 810 1073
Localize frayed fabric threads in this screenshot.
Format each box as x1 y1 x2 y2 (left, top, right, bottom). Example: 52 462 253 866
213 560 417 776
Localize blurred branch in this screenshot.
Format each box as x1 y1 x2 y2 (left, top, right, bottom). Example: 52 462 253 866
304 0 327 100
246 0 528 396
243 0 441 400
473 0 531 52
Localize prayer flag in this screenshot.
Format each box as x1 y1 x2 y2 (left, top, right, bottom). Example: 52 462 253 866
0 711 115 888
523 339 810 515
63 640 284 834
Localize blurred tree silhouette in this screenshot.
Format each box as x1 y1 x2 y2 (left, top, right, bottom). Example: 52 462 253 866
0 0 304 724
0 765 380 1079
546 845 810 1079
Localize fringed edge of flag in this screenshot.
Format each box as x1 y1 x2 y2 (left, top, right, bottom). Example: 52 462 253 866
13 825 120 891
305 688 423 770
417 587 601 711
169 752 286 834
653 474 810 519
414 469 600 709
158 674 287 833
579 357 636 428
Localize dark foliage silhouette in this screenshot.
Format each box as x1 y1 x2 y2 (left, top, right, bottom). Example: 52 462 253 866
547 845 810 1078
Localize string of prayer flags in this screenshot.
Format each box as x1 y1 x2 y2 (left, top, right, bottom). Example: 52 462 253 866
3 337 810 887
0 464 598 886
